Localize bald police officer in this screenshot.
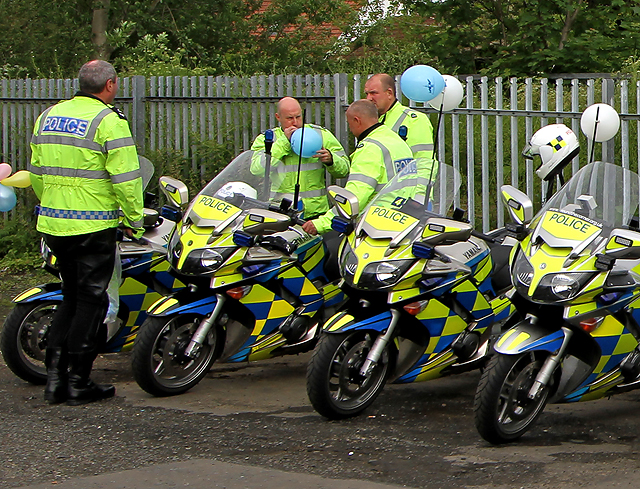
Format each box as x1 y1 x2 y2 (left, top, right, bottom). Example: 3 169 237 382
302 100 413 235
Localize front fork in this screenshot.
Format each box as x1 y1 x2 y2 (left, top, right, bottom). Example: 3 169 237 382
528 326 573 400
184 293 226 358
359 309 401 377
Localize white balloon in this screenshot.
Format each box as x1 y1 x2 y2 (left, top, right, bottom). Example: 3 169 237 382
427 75 464 111
580 103 620 142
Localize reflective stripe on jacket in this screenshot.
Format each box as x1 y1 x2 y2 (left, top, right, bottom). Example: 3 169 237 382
381 102 435 160
250 124 349 219
313 124 413 234
30 95 144 237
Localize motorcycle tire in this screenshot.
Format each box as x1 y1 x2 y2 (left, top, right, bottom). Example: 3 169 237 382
131 314 222 397
474 351 551 444
306 331 394 420
0 301 56 384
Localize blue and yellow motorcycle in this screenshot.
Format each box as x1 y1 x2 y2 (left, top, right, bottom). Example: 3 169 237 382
0 159 185 384
475 160 640 443
305 159 517 419
131 150 347 396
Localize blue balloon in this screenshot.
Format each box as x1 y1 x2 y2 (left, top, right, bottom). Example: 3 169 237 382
291 127 323 158
0 183 16 212
400 65 445 103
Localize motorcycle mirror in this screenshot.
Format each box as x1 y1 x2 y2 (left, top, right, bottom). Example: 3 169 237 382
327 185 359 220
159 176 189 207
242 209 291 235
421 217 472 245
500 185 533 225
604 228 640 259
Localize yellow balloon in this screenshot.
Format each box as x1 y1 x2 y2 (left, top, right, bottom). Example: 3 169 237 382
0 170 32 188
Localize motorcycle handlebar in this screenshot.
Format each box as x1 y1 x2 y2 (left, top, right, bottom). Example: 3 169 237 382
225 193 306 226
471 229 497 243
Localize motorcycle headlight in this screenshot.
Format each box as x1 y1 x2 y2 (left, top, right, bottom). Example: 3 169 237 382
180 247 233 275
534 272 594 302
358 260 413 290
511 250 534 296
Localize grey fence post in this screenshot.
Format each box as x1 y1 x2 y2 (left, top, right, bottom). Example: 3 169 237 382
602 78 616 163
132 75 146 155
334 73 349 152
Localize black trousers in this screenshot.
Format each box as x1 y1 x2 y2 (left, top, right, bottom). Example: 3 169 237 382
44 227 117 355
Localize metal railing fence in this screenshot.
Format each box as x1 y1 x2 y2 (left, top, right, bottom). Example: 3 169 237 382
2 73 639 230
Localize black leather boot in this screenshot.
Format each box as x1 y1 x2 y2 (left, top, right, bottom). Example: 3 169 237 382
67 352 115 406
44 347 68 404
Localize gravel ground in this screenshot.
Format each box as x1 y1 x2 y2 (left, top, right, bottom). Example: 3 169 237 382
2 270 640 489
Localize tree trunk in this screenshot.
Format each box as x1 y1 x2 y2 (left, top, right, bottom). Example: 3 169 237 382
559 1 583 50
92 0 111 60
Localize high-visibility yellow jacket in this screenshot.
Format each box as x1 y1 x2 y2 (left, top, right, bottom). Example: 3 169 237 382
312 123 414 234
29 94 144 238
250 124 349 219
381 101 434 160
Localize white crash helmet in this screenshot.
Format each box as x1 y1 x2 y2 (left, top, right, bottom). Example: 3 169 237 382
522 124 579 181
215 181 257 200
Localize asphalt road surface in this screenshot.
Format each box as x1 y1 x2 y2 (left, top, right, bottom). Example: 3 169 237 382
1 348 640 489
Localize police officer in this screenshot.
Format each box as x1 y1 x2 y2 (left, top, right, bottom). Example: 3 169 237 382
365 73 435 161
29 60 144 405
302 99 413 235
250 97 349 219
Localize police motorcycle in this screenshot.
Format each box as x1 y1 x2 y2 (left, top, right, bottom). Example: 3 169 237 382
130 148 347 397
473 110 640 444
305 157 517 419
0 158 185 385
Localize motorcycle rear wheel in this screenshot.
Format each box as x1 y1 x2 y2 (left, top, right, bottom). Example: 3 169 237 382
131 314 221 396
306 331 393 419
474 352 551 444
0 302 54 384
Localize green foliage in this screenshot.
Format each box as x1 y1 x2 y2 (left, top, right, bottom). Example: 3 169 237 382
400 0 640 76
0 219 42 272
0 0 93 78
3 0 640 79
143 130 237 203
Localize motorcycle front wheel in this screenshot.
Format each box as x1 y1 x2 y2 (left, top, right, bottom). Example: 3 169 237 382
0 301 54 384
306 331 394 419
474 352 551 444
131 314 222 396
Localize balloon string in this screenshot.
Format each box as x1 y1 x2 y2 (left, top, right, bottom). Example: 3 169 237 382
589 105 600 164
433 101 444 162
293 109 306 211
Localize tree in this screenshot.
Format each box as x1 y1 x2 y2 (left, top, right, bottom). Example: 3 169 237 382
395 0 640 75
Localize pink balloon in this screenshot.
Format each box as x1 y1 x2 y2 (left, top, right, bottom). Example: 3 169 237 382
0 163 12 180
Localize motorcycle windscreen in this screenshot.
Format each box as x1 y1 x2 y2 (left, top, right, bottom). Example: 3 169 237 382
533 162 640 246
357 159 461 237
139 156 155 191
196 150 286 204
184 150 288 226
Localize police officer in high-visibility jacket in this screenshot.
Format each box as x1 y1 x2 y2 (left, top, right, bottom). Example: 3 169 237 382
302 99 414 235
29 60 144 406
250 97 349 219
365 73 435 164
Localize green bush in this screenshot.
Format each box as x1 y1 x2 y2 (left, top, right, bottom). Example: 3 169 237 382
0 218 42 272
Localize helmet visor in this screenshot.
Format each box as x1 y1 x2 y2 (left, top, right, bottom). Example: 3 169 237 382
521 143 536 159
